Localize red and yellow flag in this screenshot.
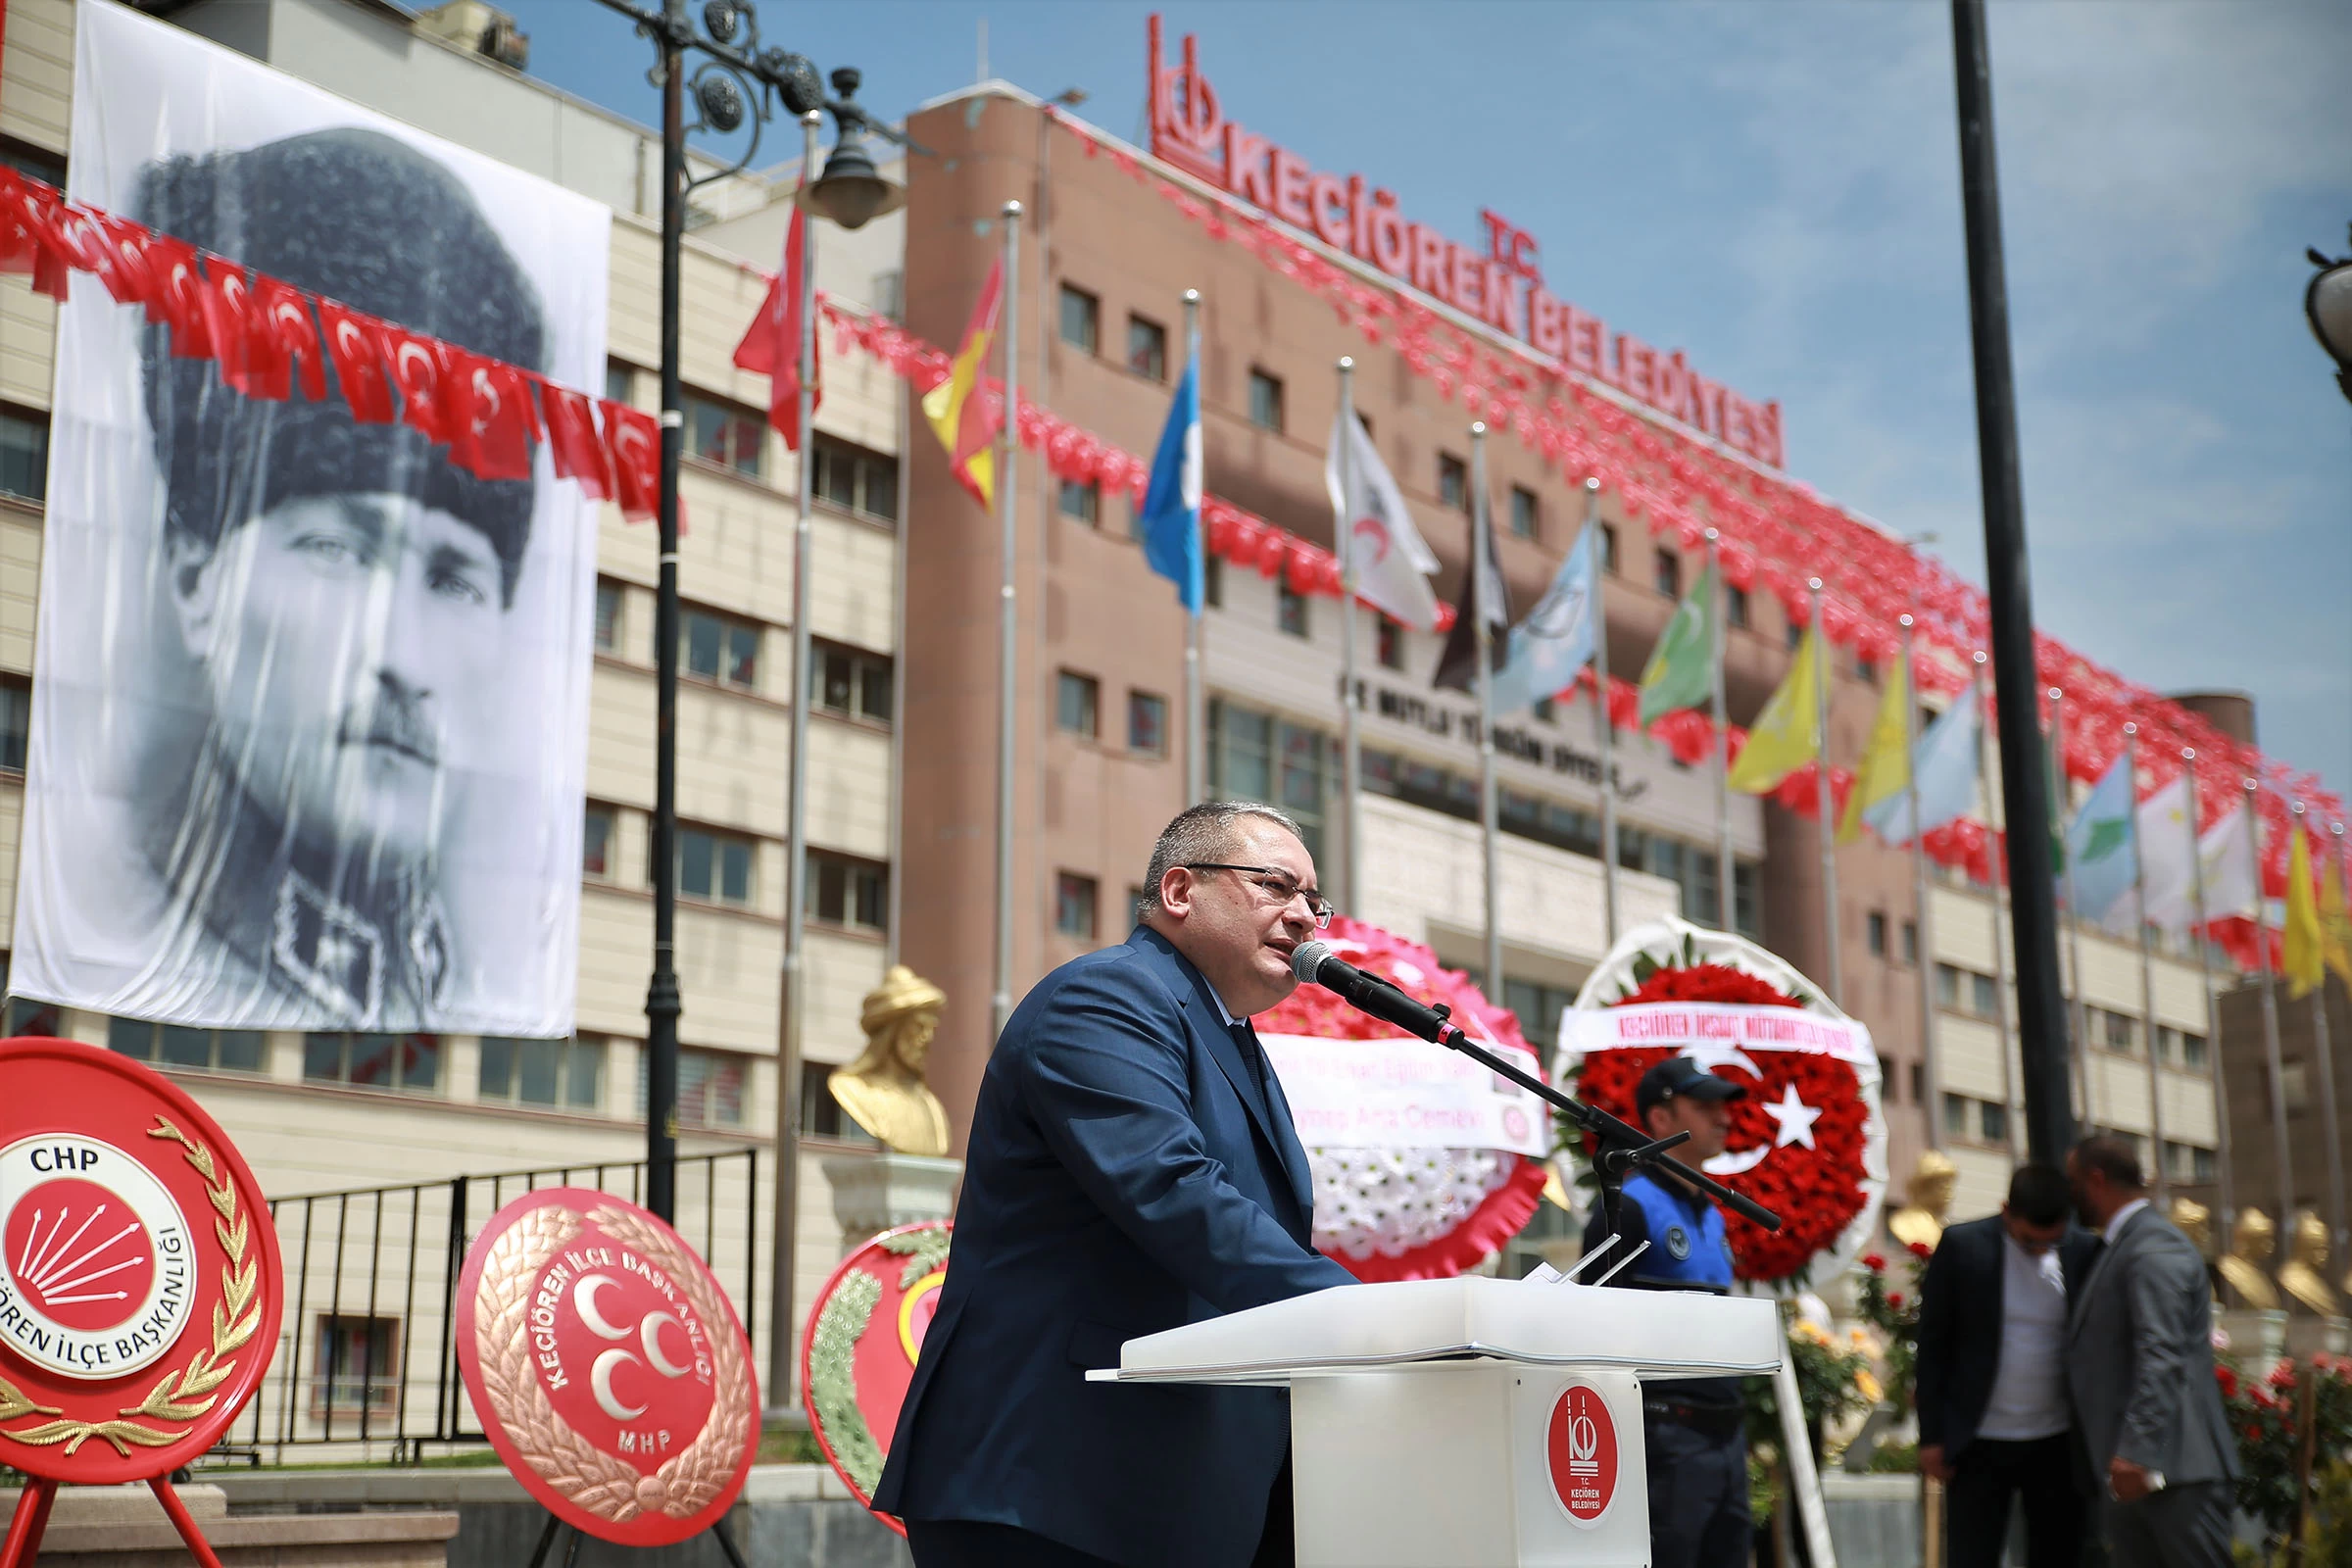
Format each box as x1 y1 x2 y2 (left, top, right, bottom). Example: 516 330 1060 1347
921 256 1004 508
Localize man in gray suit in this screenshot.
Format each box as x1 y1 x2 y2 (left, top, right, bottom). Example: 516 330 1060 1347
2064 1135 2237 1567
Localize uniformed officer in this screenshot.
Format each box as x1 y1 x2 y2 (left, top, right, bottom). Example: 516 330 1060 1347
1580 1056 1749 1568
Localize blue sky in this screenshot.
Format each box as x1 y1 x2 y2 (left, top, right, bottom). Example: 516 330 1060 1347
512 0 2351 799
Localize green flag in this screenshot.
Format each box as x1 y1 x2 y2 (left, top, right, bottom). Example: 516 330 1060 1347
1637 564 1717 726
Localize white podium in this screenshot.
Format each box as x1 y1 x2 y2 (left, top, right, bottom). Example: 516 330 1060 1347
1090 1275 1781 1567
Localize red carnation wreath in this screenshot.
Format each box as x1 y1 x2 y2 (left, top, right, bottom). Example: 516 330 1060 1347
1255 916 1548 1282
1559 925 1885 1287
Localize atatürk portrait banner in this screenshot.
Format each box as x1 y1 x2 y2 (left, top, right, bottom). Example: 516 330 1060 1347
10 3 609 1037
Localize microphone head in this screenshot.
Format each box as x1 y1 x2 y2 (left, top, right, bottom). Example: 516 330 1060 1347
1291 940 1333 984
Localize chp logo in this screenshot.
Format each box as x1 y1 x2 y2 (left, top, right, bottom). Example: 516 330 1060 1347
455 1189 758 1547
1545 1381 1620 1527
0 1037 281 1485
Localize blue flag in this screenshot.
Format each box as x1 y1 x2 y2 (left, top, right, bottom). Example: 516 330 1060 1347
2064 750 2139 930
1139 360 1202 612
1863 679 1980 845
1490 522 1598 716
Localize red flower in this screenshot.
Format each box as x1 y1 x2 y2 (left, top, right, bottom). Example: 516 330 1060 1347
1886 1292 1905 1308
1862 1252 1888 1272
1906 1240 1934 1258
2216 1365 2238 1396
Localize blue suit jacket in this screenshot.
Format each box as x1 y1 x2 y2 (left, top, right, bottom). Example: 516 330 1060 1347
871 927 1355 1568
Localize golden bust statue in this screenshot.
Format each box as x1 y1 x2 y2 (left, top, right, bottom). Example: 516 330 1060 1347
1887 1151 1959 1252
2278 1209 2341 1316
2173 1198 2220 1304
828 965 953 1158
2218 1206 2280 1310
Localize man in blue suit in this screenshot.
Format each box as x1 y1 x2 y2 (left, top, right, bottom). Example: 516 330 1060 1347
873 803 1357 1568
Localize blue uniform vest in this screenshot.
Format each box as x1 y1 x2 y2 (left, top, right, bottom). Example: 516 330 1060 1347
1620 1170 1734 1288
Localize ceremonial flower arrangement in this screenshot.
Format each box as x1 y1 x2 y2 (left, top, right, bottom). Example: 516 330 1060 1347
1854 1244 1932 1417
1253 917 1546 1281
2221 1353 2352 1549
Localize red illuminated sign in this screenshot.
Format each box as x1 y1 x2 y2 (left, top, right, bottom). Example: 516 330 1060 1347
1148 15 1784 468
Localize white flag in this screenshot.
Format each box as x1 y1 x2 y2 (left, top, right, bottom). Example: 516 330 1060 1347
2193 806 2262 924
2132 774 2196 936
1325 411 1441 631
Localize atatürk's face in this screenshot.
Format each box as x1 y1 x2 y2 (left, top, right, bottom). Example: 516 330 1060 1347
171 492 506 864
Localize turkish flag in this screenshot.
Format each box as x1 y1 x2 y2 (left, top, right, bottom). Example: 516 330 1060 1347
316 302 399 423
444 352 539 481
143 235 215 361
540 382 613 500
382 326 457 445
252 276 328 403
730 205 819 451
196 260 294 402
603 400 661 520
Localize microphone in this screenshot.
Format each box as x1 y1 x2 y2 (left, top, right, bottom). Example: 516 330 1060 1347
1290 940 1464 1048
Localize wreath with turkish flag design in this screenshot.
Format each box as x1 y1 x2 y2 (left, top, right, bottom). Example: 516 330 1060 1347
1554 917 1886 1288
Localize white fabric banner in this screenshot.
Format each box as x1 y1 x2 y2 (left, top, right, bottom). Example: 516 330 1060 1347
1262 1033 1551 1155
10 3 609 1037
1563 1003 1875 1066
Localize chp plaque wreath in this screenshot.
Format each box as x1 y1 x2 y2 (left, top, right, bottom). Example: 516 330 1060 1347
453 1189 760 1547
0 1036 282 1486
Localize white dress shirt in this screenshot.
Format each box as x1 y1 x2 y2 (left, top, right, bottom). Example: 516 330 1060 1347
1976 1230 2073 1442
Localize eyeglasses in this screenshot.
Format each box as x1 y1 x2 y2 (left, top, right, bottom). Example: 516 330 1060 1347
1183 863 1335 927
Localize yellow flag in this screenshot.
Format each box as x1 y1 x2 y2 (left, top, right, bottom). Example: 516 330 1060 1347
1838 654 1911 844
2281 824 2325 1000
920 255 1004 509
1727 626 1824 795
2319 844 2352 992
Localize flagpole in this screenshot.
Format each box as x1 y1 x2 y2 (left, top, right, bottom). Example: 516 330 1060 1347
2124 725 2171 1200
990 201 1022 1043
1336 357 1362 915
2249 777 2296 1252
2335 819 2352 1253
1975 652 2022 1161
2294 802 2346 1261
1707 528 1733 931
1587 480 1619 946
1472 423 1502 999
1183 289 1204 807
2052 687 2092 1126
1901 615 1940 1149
2181 749 2235 1226
1808 579 1841 1006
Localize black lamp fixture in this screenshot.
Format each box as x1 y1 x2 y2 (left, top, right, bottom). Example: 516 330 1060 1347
2306 225 2352 405
796 68 908 231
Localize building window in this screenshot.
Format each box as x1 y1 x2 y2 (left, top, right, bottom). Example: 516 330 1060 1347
1879 1054 1898 1102
1901 920 1918 965
1909 1061 1927 1106
1 996 60 1037
1057 477 1101 525
604 362 634 404
1652 550 1681 600
1726 584 1749 629
674 826 756 906
1979 1099 2008 1145
1941 1093 1968 1140
811 641 892 723
1438 453 1468 513
594 581 623 653
583 806 613 880
1866 911 1887 957
1276 580 1309 638
1248 368 1284 431
1857 656 1879 686
1127 315 1167 380
1058 284 1100 353
1128 690 1168 756
1203 554 1224 609
1597 523 1618 575
0 139 66 187
801 1059 880 1145
304 1033 441 1095
638 1047 746 1128
685 391 764 477
1208 698 1328 861
479 1035 603 1110
2180 1031 2209 1069
1734 861 1761 941
312 1315 399 1416
1936 963 1963 1009
809 850 888 932
680 607 760 689
108 1017 266 1074
1376 614 1403 670
0 677 26 773
1786 618 1804 651
1973 972 1998 1018
813 436 898 522
1501 979 1576 1056
1508 486 1538 540
0 407 47 505
1532 696 1555 724
1056 670 1101 738
1055 872 1100 941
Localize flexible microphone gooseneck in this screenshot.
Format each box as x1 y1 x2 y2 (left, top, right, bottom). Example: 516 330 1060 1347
1289 940 1782 1233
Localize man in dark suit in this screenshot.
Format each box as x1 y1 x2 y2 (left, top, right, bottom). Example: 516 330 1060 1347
2065 1135 2236 1567
1913 1162 2101 1567
873 802 1357 1568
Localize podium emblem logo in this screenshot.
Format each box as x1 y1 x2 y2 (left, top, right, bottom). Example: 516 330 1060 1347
1545 1382 1619 1525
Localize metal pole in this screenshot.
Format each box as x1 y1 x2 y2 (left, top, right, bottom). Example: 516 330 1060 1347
2334 820 2352 1251
2296 804 2345 1261
644 2 687 1224
1974 653 2022 1161
2250 779 2296 1250
989 201 1023 1042
1183 289 1205 807
2182 751 2235 1224
1809 579 1841 1005
1472 423 1501 999
1588 480 1618 946
2053 689 2092 1126
1951 0 2073 1164
1902 615 1940 1149
1707 528 1733 932
1336 357 1362 914
766 109 822 1405
2126 725 2171 1200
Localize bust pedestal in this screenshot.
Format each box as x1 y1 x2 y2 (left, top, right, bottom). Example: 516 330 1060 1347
2217 1308 2286 1366
2283 1313 2349 1357
823 1151 961 1249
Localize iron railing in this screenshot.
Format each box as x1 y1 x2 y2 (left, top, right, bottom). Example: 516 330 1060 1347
218 1149 760 1465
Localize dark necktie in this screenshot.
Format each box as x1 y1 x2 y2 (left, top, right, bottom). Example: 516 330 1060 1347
1232 1020 1270 1102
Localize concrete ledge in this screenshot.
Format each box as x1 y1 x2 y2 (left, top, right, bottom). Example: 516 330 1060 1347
204 1461 867 1507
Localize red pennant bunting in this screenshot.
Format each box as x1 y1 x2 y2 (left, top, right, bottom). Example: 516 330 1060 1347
315 301 398 423
540 381 613 500
602 399 661 520
91 216 162 313
382 326 458 443
142 235 215 360
252 276 327 403
452 353 539 481
196 260 293 402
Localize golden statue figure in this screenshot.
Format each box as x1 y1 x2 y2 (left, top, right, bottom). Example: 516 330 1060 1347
1887 1151 1958 1252
828 965 953 1158
2173 1198 2220 1304
2278 1208 2342 1316
2218 1206 2280 1310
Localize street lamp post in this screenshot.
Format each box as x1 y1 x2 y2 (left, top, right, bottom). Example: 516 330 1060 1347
2306 226 2352 405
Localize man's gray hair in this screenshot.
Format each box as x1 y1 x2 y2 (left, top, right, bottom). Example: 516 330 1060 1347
1135 801 1306 923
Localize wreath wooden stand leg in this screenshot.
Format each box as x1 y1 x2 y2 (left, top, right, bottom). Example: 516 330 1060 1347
0 1476 229 1568
520 1507 754 1568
